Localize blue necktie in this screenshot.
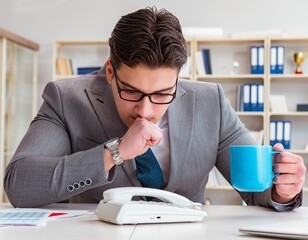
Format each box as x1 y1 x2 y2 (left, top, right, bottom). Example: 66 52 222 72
135 148 164 189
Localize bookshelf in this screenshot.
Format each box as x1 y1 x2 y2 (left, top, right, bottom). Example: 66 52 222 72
53 39 194 81
193 37 308 205
53 40 109 80
0 28 39 202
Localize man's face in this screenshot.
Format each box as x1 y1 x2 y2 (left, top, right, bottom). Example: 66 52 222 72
106 61 178 127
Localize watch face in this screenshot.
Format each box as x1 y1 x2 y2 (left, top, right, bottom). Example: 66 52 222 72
106 138 119 147
106 137 118 144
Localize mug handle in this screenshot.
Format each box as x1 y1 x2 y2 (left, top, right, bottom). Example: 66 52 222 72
271 150 280 179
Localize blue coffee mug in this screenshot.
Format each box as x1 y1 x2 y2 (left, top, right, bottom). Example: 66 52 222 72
230 145 280 192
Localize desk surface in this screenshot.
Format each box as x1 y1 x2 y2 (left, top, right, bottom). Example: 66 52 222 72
0 203 307 240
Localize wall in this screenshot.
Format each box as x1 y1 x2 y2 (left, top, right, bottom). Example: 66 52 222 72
1 0 308 105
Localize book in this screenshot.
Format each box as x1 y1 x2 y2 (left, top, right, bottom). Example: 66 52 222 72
77 67 101 75
205 49 212 74
201 48 212 74
56 58 73 76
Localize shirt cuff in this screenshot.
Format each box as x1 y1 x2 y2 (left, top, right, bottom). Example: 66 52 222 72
271 193 302 212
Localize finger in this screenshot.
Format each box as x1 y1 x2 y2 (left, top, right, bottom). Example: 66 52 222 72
274 152 303 164
273 162 298 174
273 143 284 152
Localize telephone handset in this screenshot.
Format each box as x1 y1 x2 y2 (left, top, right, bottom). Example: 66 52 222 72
95 187 207 225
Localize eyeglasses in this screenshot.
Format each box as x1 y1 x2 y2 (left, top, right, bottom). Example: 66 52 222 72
112 65 177 104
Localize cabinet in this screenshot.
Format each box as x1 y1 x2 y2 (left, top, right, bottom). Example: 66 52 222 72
193 37 308 205
0 28 39 202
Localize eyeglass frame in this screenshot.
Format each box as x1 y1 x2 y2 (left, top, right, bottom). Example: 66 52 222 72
111 64 178 105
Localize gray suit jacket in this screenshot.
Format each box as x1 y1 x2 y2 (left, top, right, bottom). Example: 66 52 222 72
4 67 300 209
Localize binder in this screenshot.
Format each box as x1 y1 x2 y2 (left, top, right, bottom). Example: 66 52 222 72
236 84 243 111
243 84 251 111
270 46 277 74
270 121 276 146
276 121 284 145
250 84 258 111
277 46 285 74
257 84 264 111
205 49 212 74
201 48 209 74
283 121 291 149
250 46 258 74
257 46 264 74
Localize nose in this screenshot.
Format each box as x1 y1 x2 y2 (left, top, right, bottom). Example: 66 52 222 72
135 96 154 118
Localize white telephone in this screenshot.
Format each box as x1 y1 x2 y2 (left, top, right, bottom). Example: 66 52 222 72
95 187 207 225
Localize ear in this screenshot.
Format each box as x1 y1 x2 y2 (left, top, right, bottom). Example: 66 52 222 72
105 59 113 84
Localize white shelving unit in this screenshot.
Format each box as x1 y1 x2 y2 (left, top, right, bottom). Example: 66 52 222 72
53 40 109 81
0 27 39 202
193 37 308 205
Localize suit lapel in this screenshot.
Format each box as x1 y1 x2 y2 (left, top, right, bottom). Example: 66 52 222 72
84 67 140 187
165 84 195 191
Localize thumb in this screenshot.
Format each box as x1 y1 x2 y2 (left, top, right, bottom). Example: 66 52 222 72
273 143 284 152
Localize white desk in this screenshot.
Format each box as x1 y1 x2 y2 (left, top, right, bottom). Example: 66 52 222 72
0 203 307 240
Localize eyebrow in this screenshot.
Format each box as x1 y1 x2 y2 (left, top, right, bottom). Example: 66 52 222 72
117 75 177 93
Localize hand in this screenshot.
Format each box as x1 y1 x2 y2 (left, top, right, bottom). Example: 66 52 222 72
118 117 162 160
272 143 306 203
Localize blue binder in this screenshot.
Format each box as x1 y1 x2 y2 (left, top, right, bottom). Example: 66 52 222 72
270 46 277 74
250 84 258 111
283 121 291 149
250 46 258 74
201 48 209 74
256 84 264 111
277 46 285 74
242 84 251 111
276 121 284 145
257 46 264 74
270 121 276 146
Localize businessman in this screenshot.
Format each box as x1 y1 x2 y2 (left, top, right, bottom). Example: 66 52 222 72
5 7 305 210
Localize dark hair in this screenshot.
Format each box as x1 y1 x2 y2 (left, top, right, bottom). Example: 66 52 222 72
109 7 187 72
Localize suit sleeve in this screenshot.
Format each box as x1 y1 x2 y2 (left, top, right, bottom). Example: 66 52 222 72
214 84 301 211
4 81 113 208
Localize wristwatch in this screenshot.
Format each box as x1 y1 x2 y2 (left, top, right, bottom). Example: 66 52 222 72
104 138 124 166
